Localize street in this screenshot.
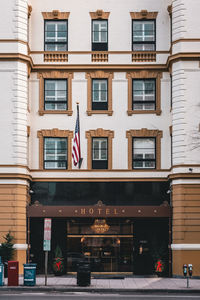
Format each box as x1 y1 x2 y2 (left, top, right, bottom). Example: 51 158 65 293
0 293 200 299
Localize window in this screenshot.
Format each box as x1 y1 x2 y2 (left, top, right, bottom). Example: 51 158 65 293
86 71 113 116
133 138 156 169
92 79 108 110
45 20 68 51
126 129 162 170
44 79 67 111
37 129 73 170
132 20 155 51
92 20 108 51
126 71 162 116
86 128 114 170
92 138 108 169
44 137 67 169
38 71 73 116
133 79 156 111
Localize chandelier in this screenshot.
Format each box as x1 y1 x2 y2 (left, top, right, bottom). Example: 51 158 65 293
91 219 110 234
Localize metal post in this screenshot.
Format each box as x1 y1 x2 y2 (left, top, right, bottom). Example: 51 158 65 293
27 217 30 263
187 276 189 288
45 251 48 286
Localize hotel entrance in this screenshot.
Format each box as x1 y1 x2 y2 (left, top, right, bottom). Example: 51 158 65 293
66 218 134 273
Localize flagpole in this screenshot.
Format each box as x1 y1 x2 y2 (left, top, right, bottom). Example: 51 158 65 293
76 102 83 169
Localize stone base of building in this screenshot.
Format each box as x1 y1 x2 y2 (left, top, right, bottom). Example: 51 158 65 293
0 183 28 274
172 249 200 277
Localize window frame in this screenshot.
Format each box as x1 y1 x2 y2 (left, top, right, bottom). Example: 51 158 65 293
132 19 156 52
132 137 156 169
44 79 68 111
44 19 68 52
132 78 156 111
92 137 108 169
126 71 162 116
126 128 163 170
86 128 114 170
92 79 108 110
44 137 68 170
37 129 73 170
86 71 113 116
92 19 108 51
38 71 73 116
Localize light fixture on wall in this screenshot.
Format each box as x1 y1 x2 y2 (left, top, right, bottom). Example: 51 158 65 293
91 219 110 234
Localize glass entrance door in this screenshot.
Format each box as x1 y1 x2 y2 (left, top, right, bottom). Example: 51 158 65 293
66 218 134 273
67 235 133 273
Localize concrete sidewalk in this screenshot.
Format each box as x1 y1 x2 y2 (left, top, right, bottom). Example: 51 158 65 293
1 276 200 293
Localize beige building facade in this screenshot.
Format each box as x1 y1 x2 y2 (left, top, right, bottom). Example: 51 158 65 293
0 0 199 276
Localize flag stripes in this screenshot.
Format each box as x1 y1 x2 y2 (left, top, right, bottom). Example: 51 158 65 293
72 104 81 167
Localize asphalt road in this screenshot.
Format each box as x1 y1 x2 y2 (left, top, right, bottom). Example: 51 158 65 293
0 293 200 300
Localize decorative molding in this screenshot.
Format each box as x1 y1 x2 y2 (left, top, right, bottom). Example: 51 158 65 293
28 5 32 19
126 128 163 170
37 128 73 170
42 11 70 20
132 52 156 62
92 52 108 62
85 71 113 116
89 10 110 19
14 244 28 250
126 71 162 116
44 52 68 62
85 128 114 170
130 11 158 19
171 244 200 250
37 71 73 116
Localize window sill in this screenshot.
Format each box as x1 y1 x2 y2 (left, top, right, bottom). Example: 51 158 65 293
44 52 68 62
87 110 113 116
38 110 73 116
127 109 161 116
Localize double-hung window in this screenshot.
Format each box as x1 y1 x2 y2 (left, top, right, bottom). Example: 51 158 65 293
44 79 67 111
92 138 108 169
133 79 156 111
45 20 68 51
92 79 108 110
92 20 108 51
132 20 155 51
44 137 67 169
133 138 156 169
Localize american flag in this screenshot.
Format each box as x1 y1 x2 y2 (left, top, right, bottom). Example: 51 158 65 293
72 104 82 168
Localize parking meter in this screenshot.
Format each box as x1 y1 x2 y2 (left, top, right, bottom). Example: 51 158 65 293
188 264 193 277
183 264 187 277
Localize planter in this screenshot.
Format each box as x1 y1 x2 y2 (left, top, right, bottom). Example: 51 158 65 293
52 257 65 276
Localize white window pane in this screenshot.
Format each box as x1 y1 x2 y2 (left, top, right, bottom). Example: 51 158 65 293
57 81 66 90
45 81 55 90
101 149 107 160
101 31 107 42
100 91 107 101
100 81 107 89
45 44 56 51
93 23 100 31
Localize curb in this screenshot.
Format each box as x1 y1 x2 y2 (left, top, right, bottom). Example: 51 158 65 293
1 286 200 294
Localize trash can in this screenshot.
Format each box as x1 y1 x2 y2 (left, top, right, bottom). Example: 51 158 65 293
8 261 19 286
0 257 4 286
23 263 37 286
77 261 91 286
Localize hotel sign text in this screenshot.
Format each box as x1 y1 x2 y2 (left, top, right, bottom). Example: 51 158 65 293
74 207 126 217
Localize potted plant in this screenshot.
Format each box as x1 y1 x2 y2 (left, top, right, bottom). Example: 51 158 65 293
52 245 65 276
0 231 14 277
151 238 168 277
